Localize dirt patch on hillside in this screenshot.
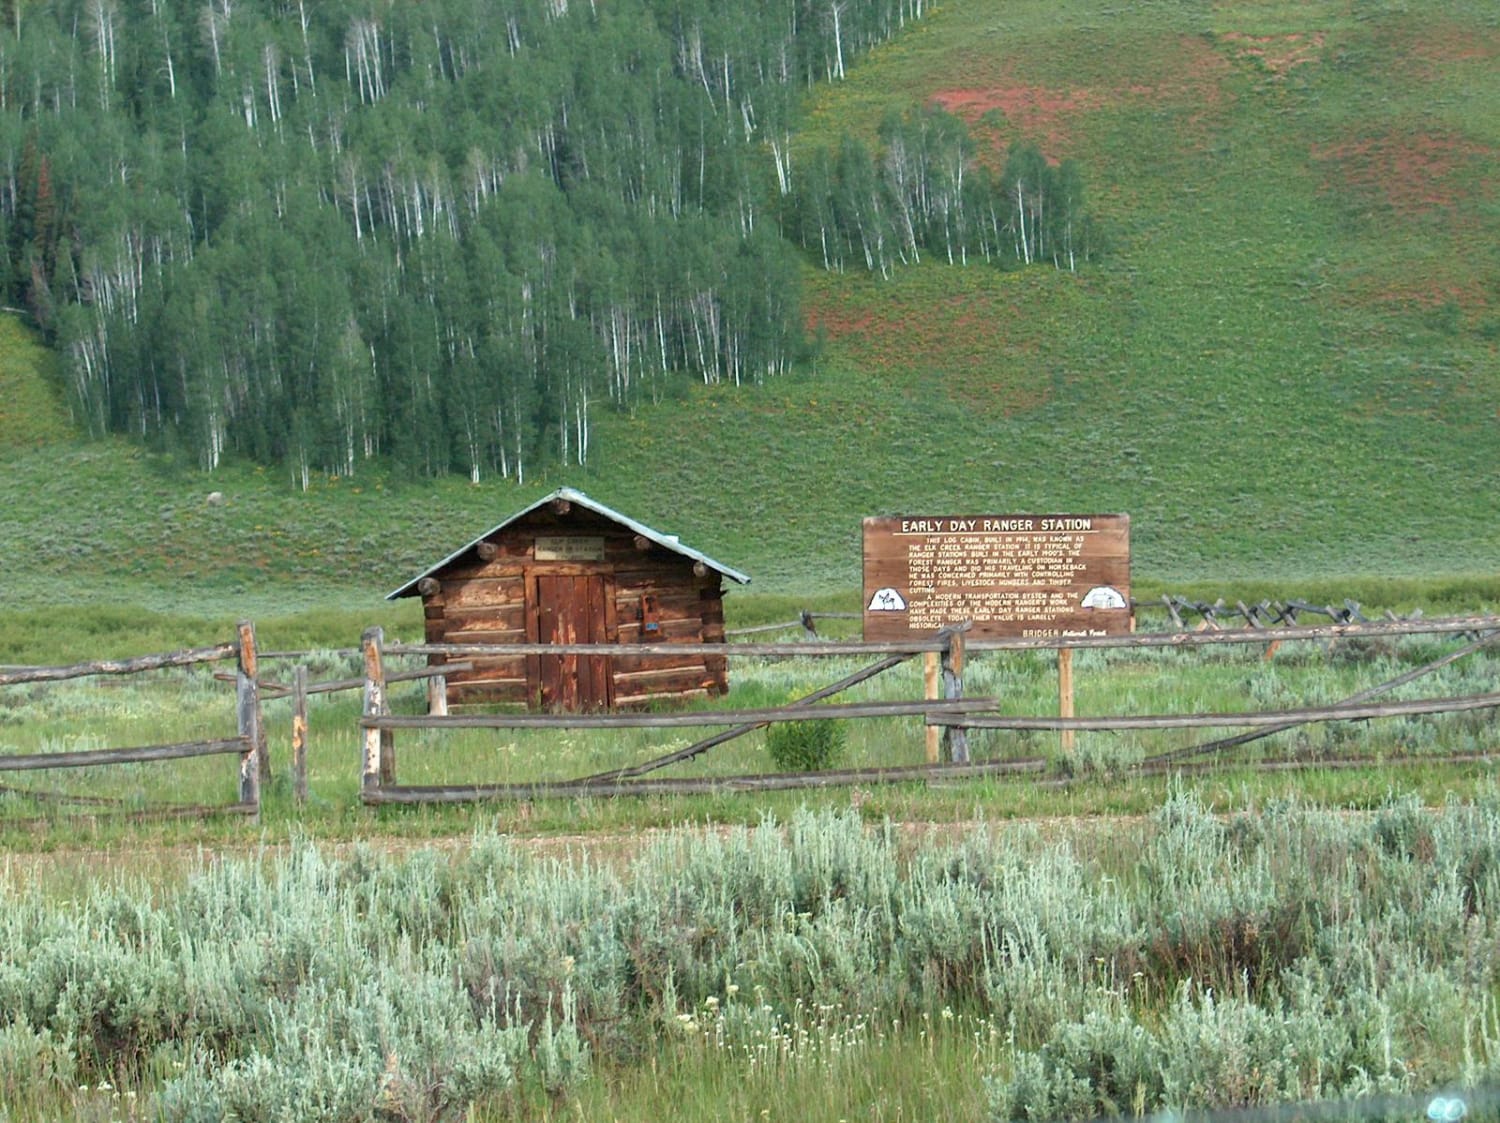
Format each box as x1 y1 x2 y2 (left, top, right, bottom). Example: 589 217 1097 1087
1377 18 1500 78
1342 274 1490 316
930 86 1102 160
804 290 1053 416
1216 31 1326 77
929 36 1233 163
1310 131 1491 217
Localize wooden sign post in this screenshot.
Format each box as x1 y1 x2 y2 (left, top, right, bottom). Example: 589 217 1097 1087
863 515 1131 641
864 515 1129 759
1058 647 1075 755
924 652 940 764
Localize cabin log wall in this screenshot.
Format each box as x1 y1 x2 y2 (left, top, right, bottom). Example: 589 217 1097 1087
418 507 730 709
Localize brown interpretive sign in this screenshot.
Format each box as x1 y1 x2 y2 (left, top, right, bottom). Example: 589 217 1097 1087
863 515 1131 640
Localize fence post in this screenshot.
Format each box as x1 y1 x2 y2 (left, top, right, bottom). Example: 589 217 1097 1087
292 664 309 805
361 627 390 796
428 672 449 717
941 626 969 764
236 620 263 812
1058 647 1076 755
924 652 940 764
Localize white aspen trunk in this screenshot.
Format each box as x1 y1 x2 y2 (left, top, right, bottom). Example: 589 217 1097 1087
297 0 315 94
495 410 509 480
91 0 116 111
203 4 223 80
1034 191 1044 262
830 3 846 80
263 44 281 124
347 158 363 240
654 294 668 372
770 136 790 195
1015 180 1030 264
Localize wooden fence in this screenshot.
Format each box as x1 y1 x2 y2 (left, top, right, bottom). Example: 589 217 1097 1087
2 613 1494 815
0 621 266 820
355 614 1500 805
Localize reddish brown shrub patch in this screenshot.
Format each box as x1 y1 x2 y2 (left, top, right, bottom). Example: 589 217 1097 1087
805 288 1052 415
805 305 879 339
930 86 1101 159
1310 131 1490 216
1341 274 1491 321
929 36 1233 163
1378 18 1500 76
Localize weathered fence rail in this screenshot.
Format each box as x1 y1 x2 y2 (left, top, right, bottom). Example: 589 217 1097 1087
355 615 1500 806
728 597 1431 638
364 698 995 731
354 608 1500 803
362 757 1049 805
0 739 251 771
383 614 1500 659
0 622 265 820
0 643 238 686
928 691 1500 731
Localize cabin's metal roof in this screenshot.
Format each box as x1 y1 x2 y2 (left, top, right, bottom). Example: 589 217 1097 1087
387 487 750 599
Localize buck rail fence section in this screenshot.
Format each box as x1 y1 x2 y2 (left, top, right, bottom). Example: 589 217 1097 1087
214 655 472 803
0 621 266 821
355 615 1500 805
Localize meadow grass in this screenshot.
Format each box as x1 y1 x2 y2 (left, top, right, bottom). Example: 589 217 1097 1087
0 317 70 451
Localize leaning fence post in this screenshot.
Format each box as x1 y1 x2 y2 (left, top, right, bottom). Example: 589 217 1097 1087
941 625 970 764
291 664 309 805
361 627 390 796
236 620 263 812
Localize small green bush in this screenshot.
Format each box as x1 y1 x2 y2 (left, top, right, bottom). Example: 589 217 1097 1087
766 719 848 772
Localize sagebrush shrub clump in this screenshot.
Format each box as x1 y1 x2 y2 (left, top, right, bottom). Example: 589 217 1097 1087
5 794 1500 1119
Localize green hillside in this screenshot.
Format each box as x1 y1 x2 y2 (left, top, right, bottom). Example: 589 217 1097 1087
586 0 1500 589
0 316 70 449
0 0 1496 633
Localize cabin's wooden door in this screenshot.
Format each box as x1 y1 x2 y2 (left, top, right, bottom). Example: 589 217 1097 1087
532 573 614 710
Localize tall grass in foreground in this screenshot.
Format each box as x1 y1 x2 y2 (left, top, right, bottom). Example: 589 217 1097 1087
7 791 1500 1119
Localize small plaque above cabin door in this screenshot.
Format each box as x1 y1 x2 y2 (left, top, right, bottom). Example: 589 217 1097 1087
532 574 614 710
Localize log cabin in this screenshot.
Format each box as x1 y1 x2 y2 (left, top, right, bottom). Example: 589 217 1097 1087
388 488 750 710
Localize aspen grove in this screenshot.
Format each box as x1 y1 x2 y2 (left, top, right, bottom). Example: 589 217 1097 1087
0 0 1088 484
